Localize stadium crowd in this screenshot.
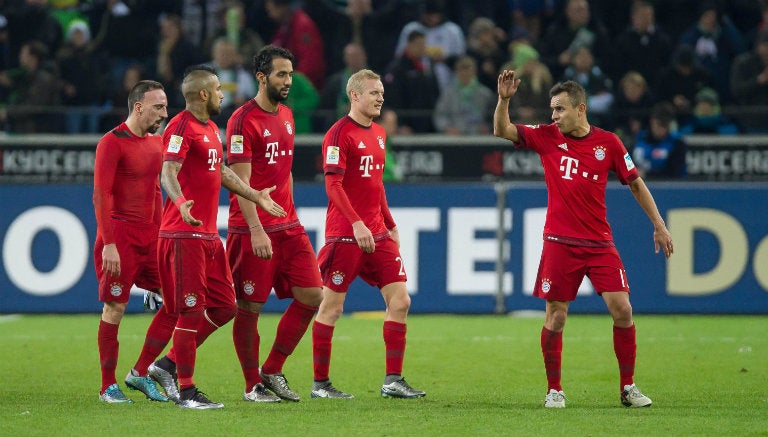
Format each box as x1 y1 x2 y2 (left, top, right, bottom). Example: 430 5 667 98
0 0 767 146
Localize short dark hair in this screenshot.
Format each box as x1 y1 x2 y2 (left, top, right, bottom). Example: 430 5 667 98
128 80 164 112
549 80 586 107
252 45 295 77
183 64 217 78
407 30 425 43
650 102 676 126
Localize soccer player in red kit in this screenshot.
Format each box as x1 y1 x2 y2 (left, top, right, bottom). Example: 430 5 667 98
93 80 171 404
494 71 674 408
225 46 323 403
311 69 426 399
148 65 286 410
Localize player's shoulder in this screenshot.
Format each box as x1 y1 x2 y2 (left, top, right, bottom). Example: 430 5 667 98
590 125 624 146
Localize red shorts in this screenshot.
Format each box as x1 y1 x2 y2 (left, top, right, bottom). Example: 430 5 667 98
226 228 322 302
157 236 236 313
533 240 629 301
94 220 160 303
317 237 407 293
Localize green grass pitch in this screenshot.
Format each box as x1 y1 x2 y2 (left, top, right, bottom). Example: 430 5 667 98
0 313 766 437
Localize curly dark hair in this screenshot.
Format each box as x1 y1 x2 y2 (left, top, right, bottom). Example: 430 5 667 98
252 45 295 77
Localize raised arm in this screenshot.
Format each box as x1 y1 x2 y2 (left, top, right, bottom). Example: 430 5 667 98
493 70 521 143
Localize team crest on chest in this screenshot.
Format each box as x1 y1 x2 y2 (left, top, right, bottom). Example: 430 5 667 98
284 121 293 135
593 146 606 161
377 136 385 149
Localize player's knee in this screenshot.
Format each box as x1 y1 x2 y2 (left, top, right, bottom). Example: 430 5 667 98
206 305 237 326
237 299 264 313
294 286 323 307
387 292 411 315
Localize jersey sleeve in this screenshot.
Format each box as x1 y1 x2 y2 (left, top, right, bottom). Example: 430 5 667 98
92 135 119 243
322 122 348 175
325 172 361 224
380 189 396 229
609 133 639 185
226 108 254 164
162 118 190 163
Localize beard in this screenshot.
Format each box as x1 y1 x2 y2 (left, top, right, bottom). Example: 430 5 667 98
147 122 159 134
208 99 221 116
266 79 288 102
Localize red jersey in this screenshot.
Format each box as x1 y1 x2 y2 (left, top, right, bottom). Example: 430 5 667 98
93 122 163 243
160 110 224 237
226 100 299 232
514 123 639 245
322 116 389 238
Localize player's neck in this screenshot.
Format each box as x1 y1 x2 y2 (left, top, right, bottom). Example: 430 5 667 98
124 117 146 137
569 122 591 138
348 110 372 127
254 93 278 113
186 103 210 123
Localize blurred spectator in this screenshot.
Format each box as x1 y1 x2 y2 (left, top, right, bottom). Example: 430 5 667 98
394 0 466 90
282 70 319 134
0 15 10 74
4 0 63 68
203 1 264 68
508 0 559 42
318 42 368 130
100 62 144 131
613 71 655 145
730 32 768 132
538 0 612 79
91 0 160 88
447 1 510 36
656 45 713 122
632 102 686 179
180 0 223 49
504 42 553 124
376 108 404 183
561 45 613 127
611 1 673 88
265 0 326 90
679 87 740 135
304 0 406 75
205 37 256 126
156 13 205 109
465 17 508 91
678 1 747 102
384 29 440 133
56 20 110 133
432 55 495 135
0 40 61 133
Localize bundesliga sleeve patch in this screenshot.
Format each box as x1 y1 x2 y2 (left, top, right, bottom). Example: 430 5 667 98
624 153 636 171
167 135 183 153
326 146 340 165
229 135 244 154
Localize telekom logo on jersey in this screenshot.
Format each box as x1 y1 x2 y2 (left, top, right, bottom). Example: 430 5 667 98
207 149 220 171
558 156 600 181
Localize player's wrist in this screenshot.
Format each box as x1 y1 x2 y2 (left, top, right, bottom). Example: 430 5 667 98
249 223 263 232
174 195 187 210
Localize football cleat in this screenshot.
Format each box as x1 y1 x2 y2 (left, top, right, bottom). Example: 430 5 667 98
99 383 133 404
544 389 566 408
310 380 354 399
621 384 652 407
243 383 281 403
381 378 426 399
178 387 224 410
125 370 168 402
260 368 300 402
148 359 180 403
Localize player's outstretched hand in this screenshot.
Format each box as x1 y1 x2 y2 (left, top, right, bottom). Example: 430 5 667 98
179 199 203 226
143 290 163 311
254 185 287 217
